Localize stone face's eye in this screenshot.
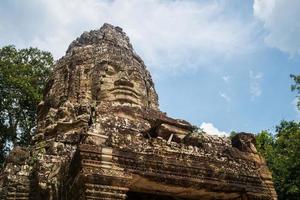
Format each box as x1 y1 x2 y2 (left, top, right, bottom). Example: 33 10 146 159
105 65 116 75
130 71 143 82
128 69 134 76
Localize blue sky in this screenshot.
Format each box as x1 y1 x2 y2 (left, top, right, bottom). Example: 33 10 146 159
1 0 300 136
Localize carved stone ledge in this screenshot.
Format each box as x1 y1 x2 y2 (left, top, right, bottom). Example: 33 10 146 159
84 184 129 200
0 23 277 200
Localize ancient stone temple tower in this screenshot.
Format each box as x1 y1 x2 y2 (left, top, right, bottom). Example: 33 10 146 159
0 23 277 200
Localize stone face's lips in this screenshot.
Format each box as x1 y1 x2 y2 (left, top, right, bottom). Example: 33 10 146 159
110 86 140 98
111 87 140 105
112 97 139 105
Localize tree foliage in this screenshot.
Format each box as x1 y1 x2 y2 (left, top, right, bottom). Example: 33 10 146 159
291 74 300 108
256 121 300 200
0 45 53 166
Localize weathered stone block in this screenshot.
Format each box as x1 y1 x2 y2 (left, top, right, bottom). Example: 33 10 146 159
0 23 277 200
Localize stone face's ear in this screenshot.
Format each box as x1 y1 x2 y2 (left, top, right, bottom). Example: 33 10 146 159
231 132 258 154
147 83 159 109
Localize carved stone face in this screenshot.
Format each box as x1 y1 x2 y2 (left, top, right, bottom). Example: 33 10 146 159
92 61 149 107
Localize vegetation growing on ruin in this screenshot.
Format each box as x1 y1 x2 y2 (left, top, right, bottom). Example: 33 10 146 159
0 45 53 166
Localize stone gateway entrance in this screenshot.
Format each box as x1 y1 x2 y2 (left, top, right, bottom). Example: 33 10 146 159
0 24 277 200
127 191 188 200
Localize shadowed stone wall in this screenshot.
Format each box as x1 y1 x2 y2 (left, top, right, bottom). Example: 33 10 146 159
0 23 277 200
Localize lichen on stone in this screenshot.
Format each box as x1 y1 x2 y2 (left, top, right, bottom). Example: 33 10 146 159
0 23 277 200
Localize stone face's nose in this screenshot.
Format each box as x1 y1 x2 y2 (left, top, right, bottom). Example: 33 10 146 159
114 77 134 88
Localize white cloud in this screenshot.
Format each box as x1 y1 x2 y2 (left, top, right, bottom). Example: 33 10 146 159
249 70 263 100
222 75 231 83
249 70 263 80
0 0 259 72
200 122 228 137
219 92 231 102
253 0 300 56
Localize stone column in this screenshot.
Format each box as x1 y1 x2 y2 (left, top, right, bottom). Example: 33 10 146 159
70 145 131 200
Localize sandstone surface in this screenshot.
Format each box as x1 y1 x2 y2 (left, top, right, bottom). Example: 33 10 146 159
0 23 277 200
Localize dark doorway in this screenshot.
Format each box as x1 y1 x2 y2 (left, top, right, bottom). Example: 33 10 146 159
126 191 189 200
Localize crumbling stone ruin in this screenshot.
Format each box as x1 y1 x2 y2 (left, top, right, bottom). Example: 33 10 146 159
0 23 277 200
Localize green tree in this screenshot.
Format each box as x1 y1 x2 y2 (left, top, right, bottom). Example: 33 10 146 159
256 130 274 159
273 121 300 199
256 121 300 200
0 45 53 166
291 74 300 108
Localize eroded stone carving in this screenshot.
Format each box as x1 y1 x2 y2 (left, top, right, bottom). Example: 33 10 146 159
0 23 277 200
